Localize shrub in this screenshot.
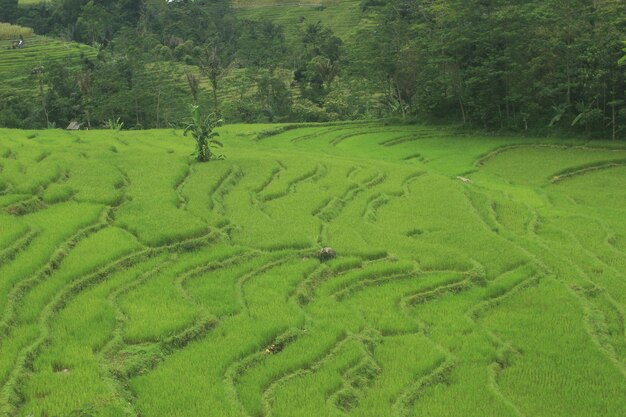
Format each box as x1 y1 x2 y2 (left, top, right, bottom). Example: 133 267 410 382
183 105 224 162
291 99 330 122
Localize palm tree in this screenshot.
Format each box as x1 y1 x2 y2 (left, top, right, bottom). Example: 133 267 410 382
313 56 339 89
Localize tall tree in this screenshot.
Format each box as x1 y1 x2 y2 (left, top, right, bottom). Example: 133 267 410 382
198 45 234 113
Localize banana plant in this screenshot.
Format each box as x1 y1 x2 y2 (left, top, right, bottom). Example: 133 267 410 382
183 105 224 162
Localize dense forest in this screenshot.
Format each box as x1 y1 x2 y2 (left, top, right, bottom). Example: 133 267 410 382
1 0 625 138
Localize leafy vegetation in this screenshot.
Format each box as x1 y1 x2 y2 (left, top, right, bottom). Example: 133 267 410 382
104 117 124 130
0 22 31 38
184 105 224 162
0 0 623 137
0 123 625 416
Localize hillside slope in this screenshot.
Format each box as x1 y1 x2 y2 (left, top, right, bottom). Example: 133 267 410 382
0 23 95 97
0 124 625 416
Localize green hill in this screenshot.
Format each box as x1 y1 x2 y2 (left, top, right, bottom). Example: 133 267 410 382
4 0 625 135
235 0 378 71
235 0 368 40
0 23 95 97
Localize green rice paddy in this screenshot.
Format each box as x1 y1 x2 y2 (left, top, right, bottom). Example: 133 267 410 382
0 123 625 416
0 26 95 99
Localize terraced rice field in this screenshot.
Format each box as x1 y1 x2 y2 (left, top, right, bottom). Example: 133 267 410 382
235 0 366 39
233 0 379 110
0 123 625 417
234 0 377 68
0 26 95 98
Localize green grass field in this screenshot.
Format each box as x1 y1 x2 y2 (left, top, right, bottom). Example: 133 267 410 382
0 123 625 416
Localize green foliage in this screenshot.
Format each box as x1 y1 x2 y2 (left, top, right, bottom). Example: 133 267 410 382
183 105 224 162
362 0 626 136
619 41 626 66
290 98 331 122
237 19 288 68
2 0 625 135
0 0 19 23
0 22 32 38
104 117 123 130
255 72 292 121
75 0 111 45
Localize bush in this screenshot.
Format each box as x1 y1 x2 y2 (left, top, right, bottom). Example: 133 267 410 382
291 99 330 122
360 0 386 11
324 88 358 120
223 99 263 123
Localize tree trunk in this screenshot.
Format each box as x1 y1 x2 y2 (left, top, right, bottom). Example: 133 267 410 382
211 78 219 112
612 102 616 141
396 83 405 117
156 90 161 128
458 94 466 124
38 77 49 127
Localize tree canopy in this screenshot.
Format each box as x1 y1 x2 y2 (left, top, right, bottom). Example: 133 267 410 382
0 0 624 138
